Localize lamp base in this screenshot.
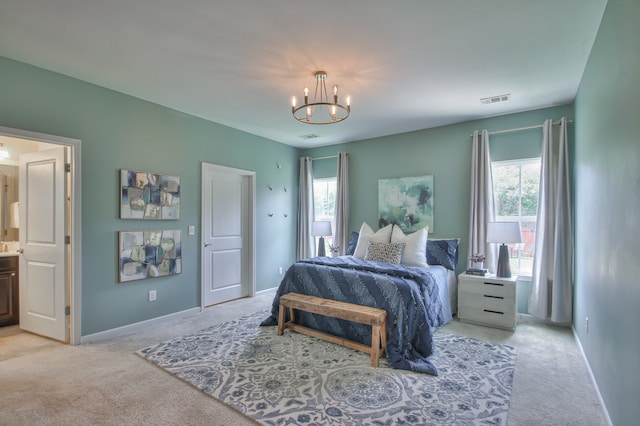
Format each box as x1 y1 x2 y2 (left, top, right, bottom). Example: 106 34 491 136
496 244 512 278
317 236 326 257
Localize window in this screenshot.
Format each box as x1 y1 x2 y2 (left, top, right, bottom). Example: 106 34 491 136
313 177 337 252
492 158 540 275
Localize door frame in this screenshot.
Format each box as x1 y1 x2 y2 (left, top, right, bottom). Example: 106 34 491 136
200 162 256 309
0 125 81 345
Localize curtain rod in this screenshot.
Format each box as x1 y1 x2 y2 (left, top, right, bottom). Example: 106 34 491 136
311 154 338 161
470 119 573 137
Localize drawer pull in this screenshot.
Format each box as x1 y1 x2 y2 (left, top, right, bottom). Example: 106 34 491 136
483 309 504 315
483 295 504 300
484 282 504 287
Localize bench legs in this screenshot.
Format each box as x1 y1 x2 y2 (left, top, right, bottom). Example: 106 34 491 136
278 303 387 367
371 324 385 367
277 303 285 336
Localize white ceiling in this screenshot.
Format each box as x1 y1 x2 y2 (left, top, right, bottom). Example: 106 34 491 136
0 0 607 148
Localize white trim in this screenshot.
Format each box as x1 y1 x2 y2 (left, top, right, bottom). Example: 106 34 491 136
80 307 201 344
0 125 82 345
572 327 613 426
256 287 278 296
491 157 541 167
200 163 256 309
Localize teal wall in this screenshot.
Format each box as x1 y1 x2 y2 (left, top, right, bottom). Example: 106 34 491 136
0 56 299 335
574 1 640 424
6 15 633 419
302 104 573 276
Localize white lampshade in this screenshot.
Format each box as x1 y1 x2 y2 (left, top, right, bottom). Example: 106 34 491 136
312 221 332 237
487 222 522 244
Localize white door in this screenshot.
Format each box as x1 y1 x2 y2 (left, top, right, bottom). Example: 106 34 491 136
19 147 68 342
201 163 255 307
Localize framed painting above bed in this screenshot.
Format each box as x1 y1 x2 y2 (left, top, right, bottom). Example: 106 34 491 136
378 175 434 233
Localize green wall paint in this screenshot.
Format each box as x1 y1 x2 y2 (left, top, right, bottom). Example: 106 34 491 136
7 25 630 420
0 56 299 335
302 104 573 275
311 156 337 179
574 1 640 424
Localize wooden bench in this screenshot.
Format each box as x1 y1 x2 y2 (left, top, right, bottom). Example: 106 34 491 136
278 292 387 367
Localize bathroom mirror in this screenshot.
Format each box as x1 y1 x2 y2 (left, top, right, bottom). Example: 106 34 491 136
0 136 47 244
0 166 19 242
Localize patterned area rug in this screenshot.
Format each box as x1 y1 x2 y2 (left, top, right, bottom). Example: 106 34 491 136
138 311 516 425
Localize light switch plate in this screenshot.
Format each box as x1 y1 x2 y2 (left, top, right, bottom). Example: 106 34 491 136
188 225 195 235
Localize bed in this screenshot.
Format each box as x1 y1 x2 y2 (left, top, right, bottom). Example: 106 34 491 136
261 223 460 376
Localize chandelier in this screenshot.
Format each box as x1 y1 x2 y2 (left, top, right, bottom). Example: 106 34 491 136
291 71 350 124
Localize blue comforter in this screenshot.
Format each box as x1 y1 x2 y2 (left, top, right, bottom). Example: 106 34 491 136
261 256 451 375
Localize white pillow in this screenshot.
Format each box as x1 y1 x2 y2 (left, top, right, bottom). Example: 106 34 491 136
391 226 429 267
353 222 393 259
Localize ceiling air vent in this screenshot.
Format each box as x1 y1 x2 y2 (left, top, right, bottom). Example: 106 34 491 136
300 134 319 140
480 94 510 105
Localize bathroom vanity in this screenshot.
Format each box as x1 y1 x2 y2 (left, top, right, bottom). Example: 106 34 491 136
0 255 19 326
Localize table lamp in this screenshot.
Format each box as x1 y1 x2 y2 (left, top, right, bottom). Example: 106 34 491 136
312 221 332 257
487 222 522 278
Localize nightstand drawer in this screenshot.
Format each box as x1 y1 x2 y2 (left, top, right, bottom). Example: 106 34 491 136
459 280 514 299
458 292 515 314
458 307 515 329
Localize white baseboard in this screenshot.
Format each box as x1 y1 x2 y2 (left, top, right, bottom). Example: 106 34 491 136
81 289 277 344
80 307 201 344
256 287 278 296
572 326 613 426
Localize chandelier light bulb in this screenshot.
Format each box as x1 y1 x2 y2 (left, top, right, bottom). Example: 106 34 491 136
291 96 297 108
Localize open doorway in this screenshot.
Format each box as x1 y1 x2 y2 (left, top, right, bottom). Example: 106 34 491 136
0 126 81 345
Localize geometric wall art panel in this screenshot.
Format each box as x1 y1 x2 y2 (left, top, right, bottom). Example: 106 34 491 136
118 230 182 282
120 169 180 219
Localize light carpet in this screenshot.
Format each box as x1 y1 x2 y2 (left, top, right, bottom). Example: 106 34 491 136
138 310 516 425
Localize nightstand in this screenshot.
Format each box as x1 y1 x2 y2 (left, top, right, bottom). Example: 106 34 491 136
458 272 518 330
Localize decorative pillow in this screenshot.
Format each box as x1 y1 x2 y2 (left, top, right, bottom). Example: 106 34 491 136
345 231 359 255
352 222 393 259
391 226 429 267
364 241 406 264
426 238 460 271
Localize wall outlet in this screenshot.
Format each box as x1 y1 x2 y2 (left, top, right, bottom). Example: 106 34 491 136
279 266 283 275
585 316 589 334
149 290 157 302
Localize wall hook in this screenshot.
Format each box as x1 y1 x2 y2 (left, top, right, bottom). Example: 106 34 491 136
283 186 287 192
268 213 274 217
284 213 288 218
268 185 273 191
276 163 282 169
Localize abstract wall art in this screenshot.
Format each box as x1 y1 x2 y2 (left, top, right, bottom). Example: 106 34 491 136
118 229 182 282
378 175 434 233
120 169 180 219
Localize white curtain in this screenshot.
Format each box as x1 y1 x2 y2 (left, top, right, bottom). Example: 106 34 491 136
468 129 498 272
528 117 573 323
334 152 349 255
297 157 315 260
